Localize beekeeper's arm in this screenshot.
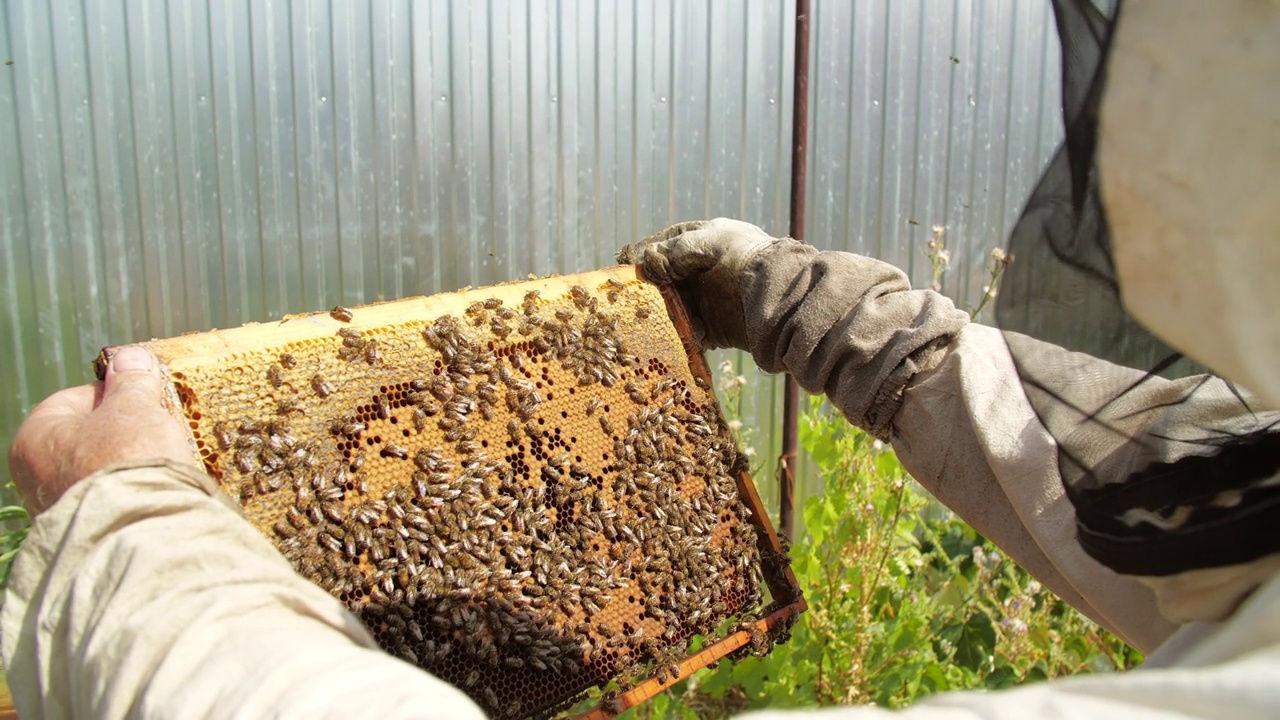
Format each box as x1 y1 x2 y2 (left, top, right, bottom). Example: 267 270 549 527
621 219 1201 652
1 346 485 720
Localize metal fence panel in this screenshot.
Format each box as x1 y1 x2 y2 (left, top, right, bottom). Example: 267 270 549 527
0 0 1060 518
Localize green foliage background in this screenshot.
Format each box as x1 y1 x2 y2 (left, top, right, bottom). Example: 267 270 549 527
595 396 1141 719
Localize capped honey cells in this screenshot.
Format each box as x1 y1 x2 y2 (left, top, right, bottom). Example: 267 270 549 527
126 269 802 719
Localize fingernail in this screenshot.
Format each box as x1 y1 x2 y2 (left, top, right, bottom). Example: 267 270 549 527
111 346 154 373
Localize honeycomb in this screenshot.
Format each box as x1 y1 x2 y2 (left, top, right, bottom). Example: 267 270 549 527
103 268 803 719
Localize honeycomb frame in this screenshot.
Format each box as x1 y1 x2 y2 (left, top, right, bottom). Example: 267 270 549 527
96 266 805 719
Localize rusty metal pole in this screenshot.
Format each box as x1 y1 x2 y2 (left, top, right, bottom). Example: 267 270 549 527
779 0 810 543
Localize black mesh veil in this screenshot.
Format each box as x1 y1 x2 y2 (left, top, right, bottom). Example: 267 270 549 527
995 0 1280 576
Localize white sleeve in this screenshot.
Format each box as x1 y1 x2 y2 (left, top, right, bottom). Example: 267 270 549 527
0 461 486 720
891 324 1178 652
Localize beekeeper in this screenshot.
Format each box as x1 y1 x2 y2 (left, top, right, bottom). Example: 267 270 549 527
4 0 1276 718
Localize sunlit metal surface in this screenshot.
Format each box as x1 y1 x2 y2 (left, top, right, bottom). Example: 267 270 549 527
0 0 1060 511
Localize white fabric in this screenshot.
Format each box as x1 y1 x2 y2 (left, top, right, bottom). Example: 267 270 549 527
0 460 485 720
1100 0 1280 411
892 324 1177 651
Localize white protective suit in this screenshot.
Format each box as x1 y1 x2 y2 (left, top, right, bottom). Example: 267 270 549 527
3 1 1278 718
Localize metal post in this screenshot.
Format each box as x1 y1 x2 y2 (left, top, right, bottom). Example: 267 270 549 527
779 0 809 543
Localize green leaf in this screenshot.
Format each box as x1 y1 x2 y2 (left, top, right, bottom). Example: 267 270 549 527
650 692 670 718
940 612 995 671
0 506 30 522
1027 624 1053 651
984 665 1017 689
802 496 829 546
934 574 970 607
698 662 734 696
921 663 949 693
874 451 902 480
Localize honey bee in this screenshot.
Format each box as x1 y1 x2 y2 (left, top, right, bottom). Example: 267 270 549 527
364 339 380 365
279 352 297 369
412 408 428 431
376 396 391 420
381 444 409 460
277 398 303 416
212 422 235 451
234 449 259 474
310 373 333 398
267 363 285 388
522 289 541 314
330 305 354 322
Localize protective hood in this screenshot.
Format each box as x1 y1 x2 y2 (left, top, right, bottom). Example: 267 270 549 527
995 0 1280 580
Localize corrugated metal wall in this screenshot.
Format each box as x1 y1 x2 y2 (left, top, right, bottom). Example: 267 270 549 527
0 0 1061 517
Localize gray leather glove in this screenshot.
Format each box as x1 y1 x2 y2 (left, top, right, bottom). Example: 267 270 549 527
621 217 969 438
618 218 784 350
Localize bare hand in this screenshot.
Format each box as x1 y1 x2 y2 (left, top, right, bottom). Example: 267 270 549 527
7 346 195 515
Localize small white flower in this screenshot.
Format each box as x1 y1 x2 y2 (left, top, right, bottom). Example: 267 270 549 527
742 446 757 457
727 419 744 432
872 439 884 451
1000 618 1028 636
1026 580 1042 595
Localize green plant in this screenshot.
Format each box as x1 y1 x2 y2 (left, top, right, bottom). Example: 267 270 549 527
0 481 30 588
968 246 1013 321
612 396 1139 718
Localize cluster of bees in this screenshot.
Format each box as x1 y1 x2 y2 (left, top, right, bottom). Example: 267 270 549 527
198 279 783 720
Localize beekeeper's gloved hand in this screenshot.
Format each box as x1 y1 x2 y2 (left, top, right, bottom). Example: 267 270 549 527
618 218 786 349
620 218 969 438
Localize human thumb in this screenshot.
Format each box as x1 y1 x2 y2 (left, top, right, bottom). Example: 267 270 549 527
102 345 164 407
91 344 193 468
